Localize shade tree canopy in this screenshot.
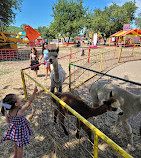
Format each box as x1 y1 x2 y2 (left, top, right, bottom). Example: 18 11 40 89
50 0 88 38
0 0 23 27
135 12 141 29
85 2 138 37
36 26 56 39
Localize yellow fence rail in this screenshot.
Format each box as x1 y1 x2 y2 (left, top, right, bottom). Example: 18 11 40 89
21 70 133 158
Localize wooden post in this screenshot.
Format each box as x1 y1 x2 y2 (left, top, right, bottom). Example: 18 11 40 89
70 46 72 58
88 48 90 63
131 44 135 56
69 47 72 63
118 45 122 63
114 45 116 58
100 53 103 72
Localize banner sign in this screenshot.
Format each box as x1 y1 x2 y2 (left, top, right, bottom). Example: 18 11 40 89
123 24 130 31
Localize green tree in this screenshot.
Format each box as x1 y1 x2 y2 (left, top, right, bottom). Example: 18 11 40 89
36 26 46 33
5 24 28 34
0 0 23 27
50 0 88 38
135 12 141 29
42 27 56 39
36 26 56 39
5 26 23 34
86 2 137 37
20 24 27 31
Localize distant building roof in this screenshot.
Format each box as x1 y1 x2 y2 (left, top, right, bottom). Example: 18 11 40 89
111 29 141 37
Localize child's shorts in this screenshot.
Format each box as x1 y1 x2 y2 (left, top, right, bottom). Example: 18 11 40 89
44 59 50 66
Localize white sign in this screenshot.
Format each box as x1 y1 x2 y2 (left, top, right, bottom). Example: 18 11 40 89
93 33 97 45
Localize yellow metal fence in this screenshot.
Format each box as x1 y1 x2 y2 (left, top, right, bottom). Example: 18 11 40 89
21 70 133 158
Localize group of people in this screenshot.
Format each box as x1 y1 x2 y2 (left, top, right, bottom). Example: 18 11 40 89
30 42 51 79
0 42 52 158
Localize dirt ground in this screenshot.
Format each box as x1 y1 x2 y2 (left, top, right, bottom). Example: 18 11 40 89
0 46 141 158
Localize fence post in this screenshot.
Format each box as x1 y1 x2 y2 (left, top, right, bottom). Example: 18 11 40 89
69 47 72 63
94 133 98 158
131 44 135 56
70 46 72 58
69 63 71 91
88 48 90 63
100 53 103 72
118 45 122 63
21 70 28 101
114 45 117 58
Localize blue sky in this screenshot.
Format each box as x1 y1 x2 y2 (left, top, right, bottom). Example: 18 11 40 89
12 0 140 29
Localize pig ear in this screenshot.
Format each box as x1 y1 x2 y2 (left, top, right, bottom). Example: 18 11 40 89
109 91 113 98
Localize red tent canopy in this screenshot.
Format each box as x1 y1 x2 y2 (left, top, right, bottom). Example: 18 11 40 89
111 29 141 37
24 25 42 41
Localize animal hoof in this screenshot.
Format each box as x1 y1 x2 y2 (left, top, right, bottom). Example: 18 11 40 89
76 133 81 139
127 144 135 151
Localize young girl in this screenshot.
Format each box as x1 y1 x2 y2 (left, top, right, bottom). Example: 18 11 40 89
30 47 39 77
0 86 38 158
39 42 51 79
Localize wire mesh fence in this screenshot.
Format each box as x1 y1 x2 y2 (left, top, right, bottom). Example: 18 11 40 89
69 63 141 158
0 48 42 61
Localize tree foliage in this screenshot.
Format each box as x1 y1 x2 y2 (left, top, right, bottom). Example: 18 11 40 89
135 12 141 29
50 0 88 38
5 26 22 34
0 0 23 27
36 26 56 39
4 25 53 39
86 2 137 37
20 24 27 31
5 24 27 34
